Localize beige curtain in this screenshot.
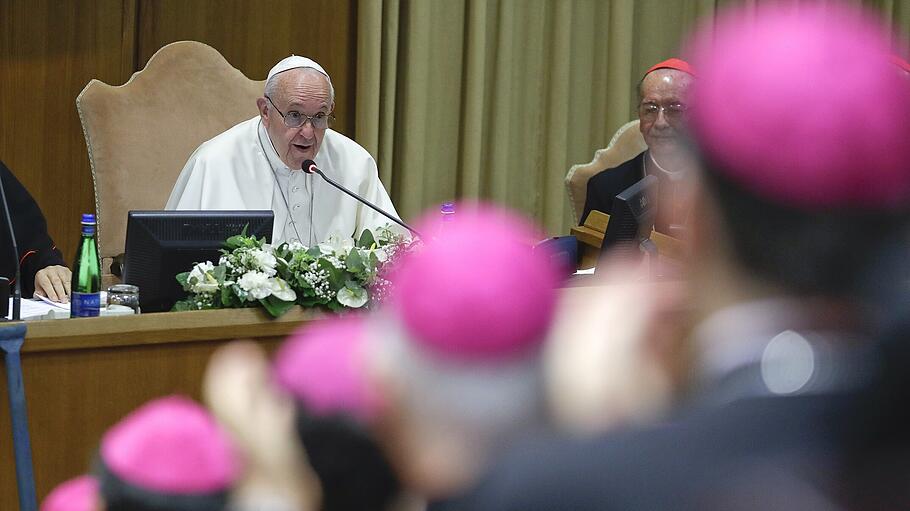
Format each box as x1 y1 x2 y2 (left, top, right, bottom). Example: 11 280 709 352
357 0 910 236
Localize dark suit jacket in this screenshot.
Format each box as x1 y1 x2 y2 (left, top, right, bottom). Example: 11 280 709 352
0 160 66 297
579 152 645 226
454 318 905 511
457 392 862 511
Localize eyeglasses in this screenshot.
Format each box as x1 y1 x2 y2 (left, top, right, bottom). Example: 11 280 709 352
265 95 335 129
638 102 688 124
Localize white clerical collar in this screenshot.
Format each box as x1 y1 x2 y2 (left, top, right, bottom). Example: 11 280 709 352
693 298 813 387
647 150 688 182
690 298 868 405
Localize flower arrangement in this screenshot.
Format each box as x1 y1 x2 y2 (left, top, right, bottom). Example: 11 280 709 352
174 227 411 317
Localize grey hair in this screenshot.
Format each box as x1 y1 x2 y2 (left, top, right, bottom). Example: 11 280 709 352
368 312 548 460
263 67 335 104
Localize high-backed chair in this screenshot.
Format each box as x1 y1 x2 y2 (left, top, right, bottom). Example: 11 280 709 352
76 41 265 276
565 120 648 224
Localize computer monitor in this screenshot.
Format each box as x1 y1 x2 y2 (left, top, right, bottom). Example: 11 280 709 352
122 210 274 313
599 174 658 258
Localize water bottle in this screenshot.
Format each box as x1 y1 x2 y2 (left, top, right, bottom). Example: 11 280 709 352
71 213 101 317
440 201 456 223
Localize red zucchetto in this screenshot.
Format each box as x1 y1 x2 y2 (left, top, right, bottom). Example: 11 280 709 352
645 57 695 77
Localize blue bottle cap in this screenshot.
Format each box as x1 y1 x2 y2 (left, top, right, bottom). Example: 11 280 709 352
81 213 96 225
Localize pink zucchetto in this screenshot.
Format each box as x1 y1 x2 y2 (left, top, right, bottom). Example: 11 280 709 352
686 3 910 210
41 475 99 511
274 315 380 422
389 204 562 361
100 395 240 494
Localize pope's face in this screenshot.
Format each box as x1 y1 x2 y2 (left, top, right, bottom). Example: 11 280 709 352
258 69 334 170
639 69 694 161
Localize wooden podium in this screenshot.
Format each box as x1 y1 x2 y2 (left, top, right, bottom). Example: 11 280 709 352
0 307 321 509
570 210 686 269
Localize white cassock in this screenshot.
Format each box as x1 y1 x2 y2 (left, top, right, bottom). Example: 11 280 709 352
165 116 402 245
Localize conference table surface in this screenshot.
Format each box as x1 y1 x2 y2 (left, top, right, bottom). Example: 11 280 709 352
0 286 610 508
0 306 324 509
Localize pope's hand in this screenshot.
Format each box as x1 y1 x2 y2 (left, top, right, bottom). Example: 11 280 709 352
34 265 72 303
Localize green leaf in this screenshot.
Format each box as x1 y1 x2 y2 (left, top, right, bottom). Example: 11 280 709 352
176 271 190 290
357 229 376 248
346 250 365 273
224 234 246 250
259 295 296 318
221 285 241 307
172 299 194 311
298 295 326 307
318 259 345 288
212 265 227 284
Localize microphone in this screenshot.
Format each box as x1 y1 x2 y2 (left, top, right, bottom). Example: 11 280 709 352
0 173 21 321
302 159 421 238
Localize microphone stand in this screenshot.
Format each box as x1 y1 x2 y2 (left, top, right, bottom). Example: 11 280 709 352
0 172 21 321
303 161 422 238
639 238 659 280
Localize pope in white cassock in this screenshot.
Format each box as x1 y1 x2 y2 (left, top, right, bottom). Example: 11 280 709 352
166 55 401 245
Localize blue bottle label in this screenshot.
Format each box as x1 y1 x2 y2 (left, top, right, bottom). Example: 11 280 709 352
71 292 101 317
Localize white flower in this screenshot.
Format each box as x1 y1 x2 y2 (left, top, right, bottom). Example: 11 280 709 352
337 286 368 308
286 241 307 251
189 261 213 280
372 247 390 263
269 277 297 302
247 248 277 275
188 262 220 294
318 236 355 256
237 271 272 300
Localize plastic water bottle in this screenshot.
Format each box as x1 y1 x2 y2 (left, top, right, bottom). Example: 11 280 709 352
70 213 101 317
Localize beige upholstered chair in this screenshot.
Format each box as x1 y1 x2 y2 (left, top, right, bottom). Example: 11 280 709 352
76 41 265 275
565 120 648 224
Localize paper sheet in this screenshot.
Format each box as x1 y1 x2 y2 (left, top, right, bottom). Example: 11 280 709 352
5 298 70 321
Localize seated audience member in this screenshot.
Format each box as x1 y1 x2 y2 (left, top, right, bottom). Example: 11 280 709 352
580 58 696 236
273 316 406 511
543 260 690 434
166 56 401 245
93 396 241 511
202 341 321 511
366 205 562 506
458 5 910 511
0 160 71 302
41 475 99 511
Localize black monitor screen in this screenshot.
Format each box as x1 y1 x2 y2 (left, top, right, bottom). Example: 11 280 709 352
122 210 274 313
600 175 657 257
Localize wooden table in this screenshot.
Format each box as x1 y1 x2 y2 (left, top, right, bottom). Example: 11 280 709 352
571 210 686 269
0 307 322 509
